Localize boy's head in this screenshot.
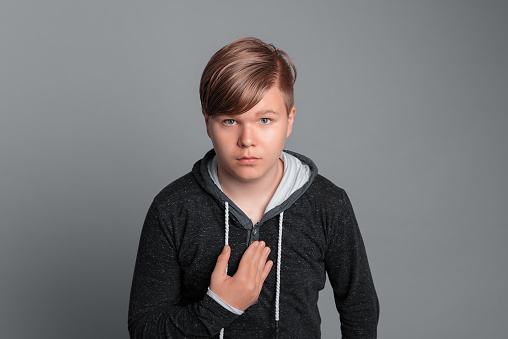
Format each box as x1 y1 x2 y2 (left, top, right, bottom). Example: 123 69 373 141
200 38 297 184
200 37 296 116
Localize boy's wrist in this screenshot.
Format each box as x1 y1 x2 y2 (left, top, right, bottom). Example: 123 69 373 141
207 287 244 315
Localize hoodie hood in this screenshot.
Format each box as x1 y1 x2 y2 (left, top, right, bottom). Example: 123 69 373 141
192 149 318 230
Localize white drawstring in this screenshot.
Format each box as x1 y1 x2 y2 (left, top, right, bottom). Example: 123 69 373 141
220 202 284 339
224 202 229 247
275 211 283 338
219 202 230 339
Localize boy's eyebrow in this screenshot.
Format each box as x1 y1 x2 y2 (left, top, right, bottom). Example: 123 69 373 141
213 109 279 119
257 109 279 115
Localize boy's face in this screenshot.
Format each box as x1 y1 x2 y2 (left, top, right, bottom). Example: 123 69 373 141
203 86 296 184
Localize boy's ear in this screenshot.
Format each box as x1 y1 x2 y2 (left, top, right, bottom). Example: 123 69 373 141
286 106 296 138
202 110 211 138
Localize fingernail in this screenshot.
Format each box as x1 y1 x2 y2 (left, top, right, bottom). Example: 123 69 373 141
264 247 270 254
223 246 229 253
260 241 265 247
254 241 259 246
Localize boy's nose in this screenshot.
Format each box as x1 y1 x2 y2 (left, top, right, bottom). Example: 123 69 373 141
238 124 255 147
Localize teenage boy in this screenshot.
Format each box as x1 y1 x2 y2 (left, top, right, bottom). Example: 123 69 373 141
129 37 379 338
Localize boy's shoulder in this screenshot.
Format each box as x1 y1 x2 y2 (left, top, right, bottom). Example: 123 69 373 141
309 174 349 203
304 174 358 224
152 171 202 207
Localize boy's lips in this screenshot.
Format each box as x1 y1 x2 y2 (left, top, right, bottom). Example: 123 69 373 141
237 156 259 165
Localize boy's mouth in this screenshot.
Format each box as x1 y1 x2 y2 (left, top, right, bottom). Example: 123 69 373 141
238 156 259 165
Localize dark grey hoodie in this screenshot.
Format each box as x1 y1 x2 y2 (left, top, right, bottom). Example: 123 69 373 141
128 149 379 338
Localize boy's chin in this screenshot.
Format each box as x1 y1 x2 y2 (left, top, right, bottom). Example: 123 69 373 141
232 173 265 183
229 168 269 183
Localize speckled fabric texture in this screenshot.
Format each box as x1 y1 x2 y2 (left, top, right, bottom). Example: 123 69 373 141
128 149 379 338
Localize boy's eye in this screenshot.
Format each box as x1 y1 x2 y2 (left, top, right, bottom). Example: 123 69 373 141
259 118 271 125
223 119 237 126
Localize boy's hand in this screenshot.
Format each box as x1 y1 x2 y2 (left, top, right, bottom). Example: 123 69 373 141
210 241 273 311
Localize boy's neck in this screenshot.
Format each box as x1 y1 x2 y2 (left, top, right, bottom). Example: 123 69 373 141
217 159 284 224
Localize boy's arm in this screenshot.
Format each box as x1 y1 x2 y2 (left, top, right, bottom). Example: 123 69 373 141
128 202 239 338
128 202 272 338
324 189 379 339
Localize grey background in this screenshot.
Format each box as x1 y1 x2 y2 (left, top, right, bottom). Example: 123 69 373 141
1 1 507 338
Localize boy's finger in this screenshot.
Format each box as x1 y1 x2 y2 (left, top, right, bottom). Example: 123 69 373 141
212 245 230 277
251 241 265 262
249 241 266 279
236 241 259 276
259 260 273 286
257 245 270 274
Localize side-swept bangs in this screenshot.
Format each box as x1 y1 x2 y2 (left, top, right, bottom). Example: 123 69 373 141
200 37 296 116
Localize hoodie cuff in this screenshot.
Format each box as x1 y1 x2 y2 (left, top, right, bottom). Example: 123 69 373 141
194 292 242 335
207 287 244 315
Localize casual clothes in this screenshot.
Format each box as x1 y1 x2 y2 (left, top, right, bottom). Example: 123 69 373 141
128 149 379 338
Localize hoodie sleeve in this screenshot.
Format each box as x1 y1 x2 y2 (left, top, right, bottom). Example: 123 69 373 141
128 202 240 338
324 189 379 339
